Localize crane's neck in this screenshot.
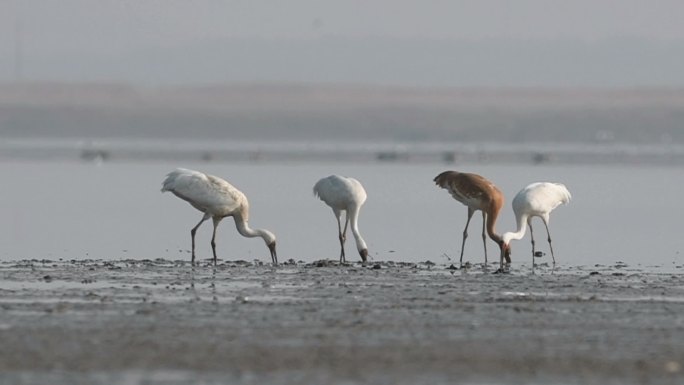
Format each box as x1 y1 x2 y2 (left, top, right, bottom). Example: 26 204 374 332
503 213 529 244
485 205 503 244
347 206 368 261
234 214 274 244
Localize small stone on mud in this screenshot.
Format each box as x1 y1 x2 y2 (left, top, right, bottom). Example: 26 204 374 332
43 275 53 282
664 360 681 373
589 271 600 276
372 263 381 270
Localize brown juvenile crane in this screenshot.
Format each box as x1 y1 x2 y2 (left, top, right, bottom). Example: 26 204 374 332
434 171 511 268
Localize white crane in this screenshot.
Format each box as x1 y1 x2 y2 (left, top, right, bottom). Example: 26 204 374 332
161 168 277 265
313 175 368 263
434 170 509 267
502 182 571 267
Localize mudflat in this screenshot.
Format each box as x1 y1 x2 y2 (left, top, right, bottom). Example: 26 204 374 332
1 259 683 385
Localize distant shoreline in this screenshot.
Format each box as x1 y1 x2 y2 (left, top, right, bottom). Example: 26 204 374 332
2 138 684 166
2 83 684 147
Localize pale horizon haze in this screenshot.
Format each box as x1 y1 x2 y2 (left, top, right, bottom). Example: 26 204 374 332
1 1 684 86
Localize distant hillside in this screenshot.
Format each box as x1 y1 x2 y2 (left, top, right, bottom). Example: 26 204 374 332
5 37 684 87
2 83 684 145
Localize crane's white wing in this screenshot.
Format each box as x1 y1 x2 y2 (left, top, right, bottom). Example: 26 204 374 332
162 168 244 214
515 182 571 215
313 175 367 209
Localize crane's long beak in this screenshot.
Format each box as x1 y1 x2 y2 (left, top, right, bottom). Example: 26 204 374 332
359 248 368 263
500 243 512 264
268 241 278 266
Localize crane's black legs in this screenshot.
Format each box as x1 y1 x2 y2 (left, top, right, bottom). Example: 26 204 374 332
481 211 488 264
542 219 556 264
460 208 475 267
211 217 221 266
335 210 347 263
528 218 536 269
190 214 210 265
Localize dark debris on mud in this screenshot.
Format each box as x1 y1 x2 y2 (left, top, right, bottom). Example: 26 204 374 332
2 258 681 276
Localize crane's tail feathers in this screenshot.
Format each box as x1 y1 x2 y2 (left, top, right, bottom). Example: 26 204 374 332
433 171 458 188
161 168 195 193
556 183 572 204
160 177 174 193
312 179 324 199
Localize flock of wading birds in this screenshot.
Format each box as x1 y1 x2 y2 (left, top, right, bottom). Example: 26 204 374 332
161 168 572 271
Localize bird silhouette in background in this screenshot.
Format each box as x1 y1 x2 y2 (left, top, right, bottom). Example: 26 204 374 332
502 182 571 267
161 168 277 265
434 170 509 268
313 175 368 263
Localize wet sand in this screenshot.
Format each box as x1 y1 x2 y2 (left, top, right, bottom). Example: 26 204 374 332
1 259 683 385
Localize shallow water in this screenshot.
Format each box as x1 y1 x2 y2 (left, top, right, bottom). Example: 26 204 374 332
0 160 682 270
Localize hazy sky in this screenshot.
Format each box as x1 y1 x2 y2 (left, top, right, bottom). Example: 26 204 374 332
1 1 683 86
